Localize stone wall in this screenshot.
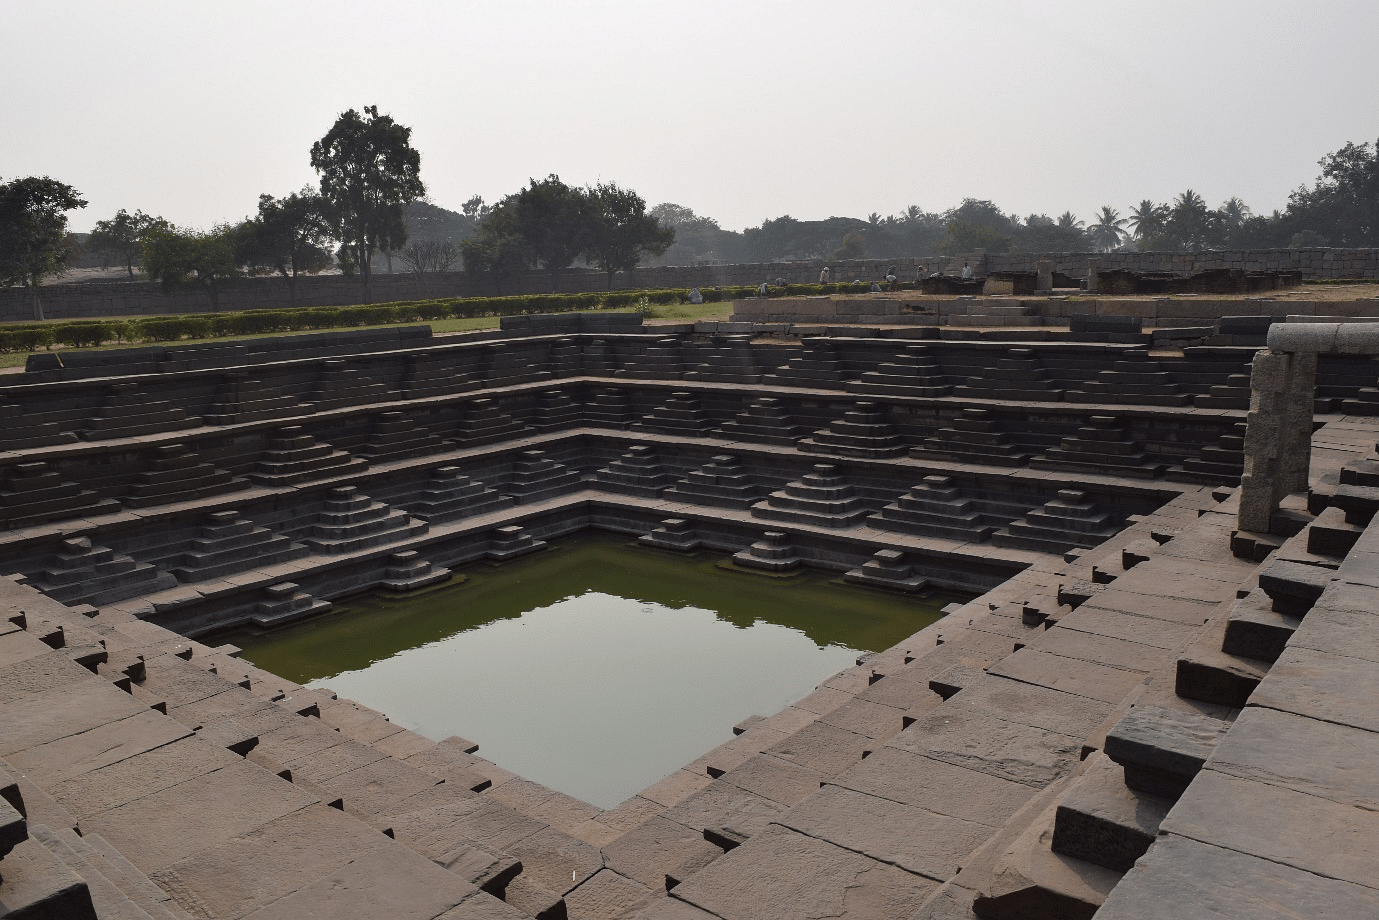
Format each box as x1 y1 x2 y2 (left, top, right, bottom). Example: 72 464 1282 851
3 248 1376 322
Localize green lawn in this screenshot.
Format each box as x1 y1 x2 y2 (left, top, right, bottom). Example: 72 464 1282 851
0 302 734 370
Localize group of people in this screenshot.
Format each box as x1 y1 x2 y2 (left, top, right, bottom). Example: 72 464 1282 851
816 260 975 289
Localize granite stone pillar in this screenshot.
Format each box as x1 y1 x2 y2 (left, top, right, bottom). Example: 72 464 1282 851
1086 259 1101 294
1036 260 1053 293
1238 349 1303 532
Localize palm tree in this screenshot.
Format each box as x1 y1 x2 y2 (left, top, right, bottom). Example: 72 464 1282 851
1169 189 1215 250
1056 211 1085 231
1089 206 1128 251
1128 199 1169 241
1217 196 1250 228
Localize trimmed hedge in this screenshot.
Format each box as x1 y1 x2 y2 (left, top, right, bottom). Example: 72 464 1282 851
0 280 919 354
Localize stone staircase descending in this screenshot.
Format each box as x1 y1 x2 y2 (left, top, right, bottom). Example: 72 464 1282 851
301 486 428 555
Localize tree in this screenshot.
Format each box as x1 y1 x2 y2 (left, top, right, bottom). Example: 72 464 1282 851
1286 137 1379 247
460 203 533 295
0 176 87 320
1088 206 1128 252
142 224 246 309
399 238 459 274
461 195 489 220
240 189 334 304
1162 189 1219 250
1128 199 1169 244
583 182 674 289
938 199 1014 255
86 209 169 278
509 175 591 292
311 105 425 302
832 231 868 260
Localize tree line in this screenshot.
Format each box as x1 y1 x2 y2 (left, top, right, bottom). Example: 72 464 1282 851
3 131 1376 320
0 105 675 318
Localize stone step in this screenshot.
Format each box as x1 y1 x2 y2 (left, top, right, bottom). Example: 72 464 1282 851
1051 751 1172 873
0 828 97 919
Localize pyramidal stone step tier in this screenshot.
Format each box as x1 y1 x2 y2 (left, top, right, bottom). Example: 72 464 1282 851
401 351 480 400
249 427 368 486
380 550 452 591
579 338 618 376
1194 374 1252 410
0 462 119 529
0 398 78 451
662 454 763 509
632 391 715 437
752 464 871 529
484 342 552 388
869 475 1007 542
358 411 449 463
992 489 1122 554
764 340 850 389
24 536 176 607
638 518 702 552
616 337 684 379
454 399 532 447
309 359 394 411
845 345 952 398
952 348 1064 401
843 549 930 592
205 371 312 424
799 401 907 459
715 397 808 446
485 525 547 561
404 467 513 523
732 531 802 572
80 382 201 440
505 450 583 505
252 582 332 627
1031 416 1168 479
1064 357 1191 407
1341 378 1379 415
123 443 247 508
170 510 309 583
303 486 428 555
584 388 633 429
911 408 1032 467
593 445 675 498
549 337 582 377
532 390 584 431
682 335 762 384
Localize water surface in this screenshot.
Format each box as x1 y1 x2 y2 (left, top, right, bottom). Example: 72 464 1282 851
228 533 960 808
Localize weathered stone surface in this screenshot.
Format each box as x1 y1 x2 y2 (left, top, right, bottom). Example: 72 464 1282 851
1103 704 1230 798
776 784 994 881
661 781 786 842
148 803 393 919
1051 752 1171 872
6 709 192 786
719 753 827 807
1095 834 1379 920
1249 645 1379 733
80 760 320 872
985 647 1149 704
506 825 603 895
564 868 656 920
888 707 1084 787
762 721 874 776
603 815 721 890
238 843 477 919
436 890 531 919
671 825 936 920
48 733 238 818
833 747 1036 827
1207 705 1379 810
1163 769 1379 889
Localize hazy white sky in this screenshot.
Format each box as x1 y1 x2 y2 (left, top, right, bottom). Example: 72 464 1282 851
5 0 1377 233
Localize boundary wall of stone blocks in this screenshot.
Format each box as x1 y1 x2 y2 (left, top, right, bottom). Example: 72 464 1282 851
3 246 1376 321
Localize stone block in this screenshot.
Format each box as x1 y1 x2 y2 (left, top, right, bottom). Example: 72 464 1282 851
1050 752 1171 872
1103 705 1230 799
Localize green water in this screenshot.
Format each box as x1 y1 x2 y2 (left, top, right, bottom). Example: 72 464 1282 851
227 532 960 809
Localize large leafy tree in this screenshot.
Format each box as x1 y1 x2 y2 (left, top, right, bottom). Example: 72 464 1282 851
509 175 590 292
460 202 534 295
582 182 674 289
1286 137 1379 246
0 176 87 320
241 189 334 304
1127 199 1169 246
86 208 169 278
310 105 425 301
142 223 246 309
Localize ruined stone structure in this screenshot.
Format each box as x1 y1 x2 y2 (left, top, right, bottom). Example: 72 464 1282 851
2 313 1378 918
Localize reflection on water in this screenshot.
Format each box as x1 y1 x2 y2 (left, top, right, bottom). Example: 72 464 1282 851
226 533 962 809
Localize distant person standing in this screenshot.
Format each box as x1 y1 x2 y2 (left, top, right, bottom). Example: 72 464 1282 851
819 266 831 284
961 261 974 280
885 265 898 291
